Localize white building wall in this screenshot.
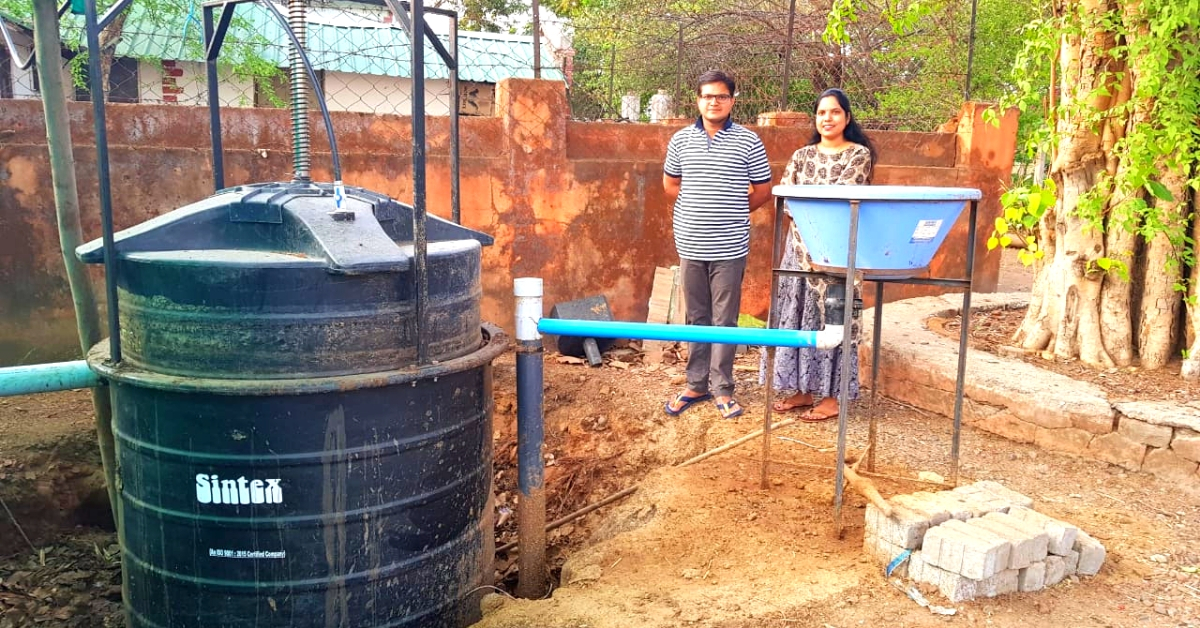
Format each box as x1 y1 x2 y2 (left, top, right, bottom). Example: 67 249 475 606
3 28 55 99
137 59 256 107
323 72 455 116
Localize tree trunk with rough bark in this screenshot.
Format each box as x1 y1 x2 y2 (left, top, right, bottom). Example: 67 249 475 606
1015 0 1199 378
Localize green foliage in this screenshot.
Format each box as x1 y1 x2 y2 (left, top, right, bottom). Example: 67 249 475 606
987 177 1053 266
823 0 1047 130
434 0 530 33
2 0 284 99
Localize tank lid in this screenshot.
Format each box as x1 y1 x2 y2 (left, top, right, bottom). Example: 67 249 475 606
773 184 982 201
77 182 493 275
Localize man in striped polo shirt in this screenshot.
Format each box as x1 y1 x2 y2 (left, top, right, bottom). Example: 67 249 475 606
663 70 773 420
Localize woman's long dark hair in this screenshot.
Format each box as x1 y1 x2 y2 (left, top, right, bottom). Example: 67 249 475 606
807 88 877 166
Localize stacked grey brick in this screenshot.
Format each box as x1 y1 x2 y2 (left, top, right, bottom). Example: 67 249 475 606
862 481 1106 603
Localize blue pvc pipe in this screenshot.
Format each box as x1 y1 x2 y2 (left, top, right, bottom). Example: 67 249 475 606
538 319 822 348
0 360 102 397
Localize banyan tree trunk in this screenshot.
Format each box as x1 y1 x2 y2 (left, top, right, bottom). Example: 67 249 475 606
1014 0 1197 374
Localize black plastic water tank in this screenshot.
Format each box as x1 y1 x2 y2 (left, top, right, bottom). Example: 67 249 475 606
79 182 508 627
79 182 491 378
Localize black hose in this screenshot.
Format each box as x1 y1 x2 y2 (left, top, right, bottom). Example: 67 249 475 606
256 0 342 183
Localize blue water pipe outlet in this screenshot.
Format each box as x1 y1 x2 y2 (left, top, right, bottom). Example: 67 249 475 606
0 361 102 397
537 318 844 349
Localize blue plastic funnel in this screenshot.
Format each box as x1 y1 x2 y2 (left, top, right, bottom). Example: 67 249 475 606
774 185 982 279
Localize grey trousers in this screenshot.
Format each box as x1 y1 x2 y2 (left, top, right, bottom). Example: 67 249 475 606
680 256 747 398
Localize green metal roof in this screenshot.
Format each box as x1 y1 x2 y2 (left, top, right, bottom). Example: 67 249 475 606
59 3 562 84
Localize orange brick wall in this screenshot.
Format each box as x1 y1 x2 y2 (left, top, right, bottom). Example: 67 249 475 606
0 80 1017 364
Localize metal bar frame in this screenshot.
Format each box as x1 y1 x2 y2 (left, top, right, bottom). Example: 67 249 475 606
84 0 127 363
764 198 980 536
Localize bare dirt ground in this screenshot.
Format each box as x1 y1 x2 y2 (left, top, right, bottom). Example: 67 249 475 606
3 254 1198 628
4 347 1200 627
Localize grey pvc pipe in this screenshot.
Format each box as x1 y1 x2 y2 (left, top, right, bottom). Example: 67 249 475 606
513 277 548 598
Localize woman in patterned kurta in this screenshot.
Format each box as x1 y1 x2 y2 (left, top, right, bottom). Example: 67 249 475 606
762 88 875 421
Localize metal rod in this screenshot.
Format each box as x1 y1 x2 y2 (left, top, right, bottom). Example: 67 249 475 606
761 197 787 489
531 0 541 79
777 269 971 288
449 17 460 224
762 344 775 489
537 319 839 348
674 22 682 104
833 199 860 538
608 45 615 113
381 0 455 68
84 0 122 364
867 280 883 472
202 5 232 190
964 0 979 101
411 0 430 365
779 0 797 111
513 278 547 598
96 0 132 31
0 361 103 397
951 199 979 486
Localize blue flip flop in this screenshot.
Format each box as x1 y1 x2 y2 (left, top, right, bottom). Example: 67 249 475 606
715 399 744 419
664 391 712 416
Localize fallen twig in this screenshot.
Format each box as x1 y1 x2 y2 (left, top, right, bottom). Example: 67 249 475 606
678 418 798 467
775 435 831 451
0 494 37 555
497 486 638 554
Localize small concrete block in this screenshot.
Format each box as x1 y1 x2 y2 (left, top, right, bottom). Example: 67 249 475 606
1007 506 1079 555
863 533 910 576
1018 561 1046 592
1074 531 1106 576
972 480 1035 509
907 550 929 583
987 569 1020 596
978 512 1050 567
934 565 1019 602
951 491 1012 517
892 493 952 527
1044 554 1066 586
939 519 1012 579
925 491 975 520
921 525 966 574
866 503 929 549
1062 549 1080 576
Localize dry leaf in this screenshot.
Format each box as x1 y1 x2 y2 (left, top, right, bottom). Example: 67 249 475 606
555 355 586 365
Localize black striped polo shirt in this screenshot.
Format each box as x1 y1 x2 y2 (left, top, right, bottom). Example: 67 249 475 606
664 117 772 261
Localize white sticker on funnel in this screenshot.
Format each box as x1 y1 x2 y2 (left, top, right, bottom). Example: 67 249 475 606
911 219 943 243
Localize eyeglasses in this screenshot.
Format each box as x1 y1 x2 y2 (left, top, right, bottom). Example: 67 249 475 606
698 94 733 103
